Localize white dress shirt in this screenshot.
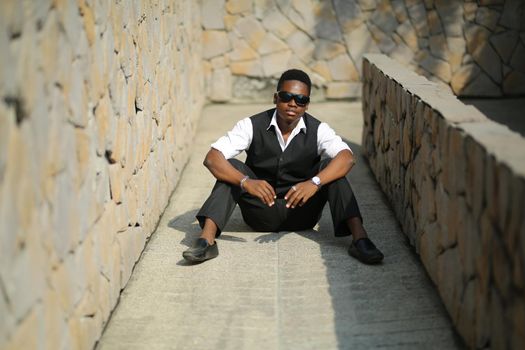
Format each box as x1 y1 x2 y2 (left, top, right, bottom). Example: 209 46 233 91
211 110 352 159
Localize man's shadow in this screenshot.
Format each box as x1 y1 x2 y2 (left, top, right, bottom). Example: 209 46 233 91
167 208 253 247
167 204 352 266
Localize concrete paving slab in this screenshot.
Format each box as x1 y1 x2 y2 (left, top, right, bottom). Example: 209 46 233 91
96 102 464 350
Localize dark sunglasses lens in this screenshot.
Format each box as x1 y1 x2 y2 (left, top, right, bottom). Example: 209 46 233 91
295 95 309 105
278 91 293 102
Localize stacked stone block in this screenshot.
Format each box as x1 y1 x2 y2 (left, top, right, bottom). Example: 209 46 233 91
202 0 525 102
0 1 204 349
362 54 525 349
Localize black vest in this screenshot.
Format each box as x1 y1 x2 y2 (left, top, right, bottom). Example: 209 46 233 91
246 109 321 195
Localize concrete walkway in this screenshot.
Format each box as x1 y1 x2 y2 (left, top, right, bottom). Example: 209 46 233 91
97 102 463 350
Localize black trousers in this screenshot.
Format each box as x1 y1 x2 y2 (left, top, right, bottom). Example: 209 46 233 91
196 159 362 237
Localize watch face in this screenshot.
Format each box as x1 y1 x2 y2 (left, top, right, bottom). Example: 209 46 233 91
312 176 321 186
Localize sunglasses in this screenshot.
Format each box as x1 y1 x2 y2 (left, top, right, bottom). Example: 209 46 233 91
276 91 310 106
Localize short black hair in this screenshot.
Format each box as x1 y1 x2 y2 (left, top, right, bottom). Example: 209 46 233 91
276 69 312 95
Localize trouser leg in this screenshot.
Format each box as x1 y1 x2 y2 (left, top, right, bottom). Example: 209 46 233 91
196 159 255 236
319 158 363 237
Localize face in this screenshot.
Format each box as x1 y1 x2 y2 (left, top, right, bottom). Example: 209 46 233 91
274 80 310 125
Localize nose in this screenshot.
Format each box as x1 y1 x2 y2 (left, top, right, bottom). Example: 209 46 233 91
287 98 297 107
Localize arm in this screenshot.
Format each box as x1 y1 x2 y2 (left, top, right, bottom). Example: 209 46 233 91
284 149 355 208
317 149 355 184
204 148 276 206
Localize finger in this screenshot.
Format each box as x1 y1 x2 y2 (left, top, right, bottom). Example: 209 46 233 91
284 185 297 200
257 187 274 206
259 184 276 205
286 191 301 208
257 189 271 205
262 181 277 198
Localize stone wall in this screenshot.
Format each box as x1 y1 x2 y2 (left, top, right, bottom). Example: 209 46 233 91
0 1 203 349
362 54 525 349
202 0 525 103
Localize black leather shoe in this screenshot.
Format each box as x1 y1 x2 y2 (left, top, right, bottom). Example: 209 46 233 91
182 238 219 263
348 238 384 264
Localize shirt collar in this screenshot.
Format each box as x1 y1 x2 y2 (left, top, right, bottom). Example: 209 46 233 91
267 110 307 133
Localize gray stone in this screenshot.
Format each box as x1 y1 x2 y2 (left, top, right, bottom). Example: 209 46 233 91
435 0 463 37
202 30 231 59
463 2 477 22
234 16 266 50
408 3 429 37
327 54 360 81
228 34 259 61
451 64 481 95
427 10 443 35
313 3 343 42
201 0 225 29
500 0 523 30
370 1 398 33
257 33 288 55
344 22 381 74
333 0 364 33
464 138 485 221
419 51 452 83
479 0 504 4
475 7 501 31
326 82 361 98
503 70 525 95
472 42 503 83
462 53 474 65
286 30 315 63
276 0 316 37
510 43 525 72
226 0 252 14
313 39 347 60
503 64 512 77
391 0 408 22
358 0 377 11
396 21 419 50
261 50 292 77
210 68 232 102
368 23 396 53
230 60 264 77
490 30 519 64
447 36 466 70
429 34 449 61
437 247 462 321
261 7 296 39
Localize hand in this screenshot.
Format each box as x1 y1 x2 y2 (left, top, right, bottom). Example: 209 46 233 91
243 179 276 206
284 181 319 208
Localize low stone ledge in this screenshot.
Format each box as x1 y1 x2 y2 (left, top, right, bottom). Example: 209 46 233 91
362 53 525 349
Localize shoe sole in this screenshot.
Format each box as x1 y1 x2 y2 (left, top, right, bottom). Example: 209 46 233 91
182 253 216 263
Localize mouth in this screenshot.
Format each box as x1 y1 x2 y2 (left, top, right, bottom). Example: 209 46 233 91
285 110 297 116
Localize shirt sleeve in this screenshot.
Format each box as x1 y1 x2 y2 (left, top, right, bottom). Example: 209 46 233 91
210 117 253 159
317 122 352 158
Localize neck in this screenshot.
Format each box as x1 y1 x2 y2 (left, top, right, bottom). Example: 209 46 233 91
277 117 300 135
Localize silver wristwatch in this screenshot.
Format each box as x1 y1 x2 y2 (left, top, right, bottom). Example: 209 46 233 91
311 176 321 187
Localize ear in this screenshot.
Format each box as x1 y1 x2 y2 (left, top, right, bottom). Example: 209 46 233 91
273 93 277 104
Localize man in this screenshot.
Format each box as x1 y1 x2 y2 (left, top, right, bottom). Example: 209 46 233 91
183 69 383 264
